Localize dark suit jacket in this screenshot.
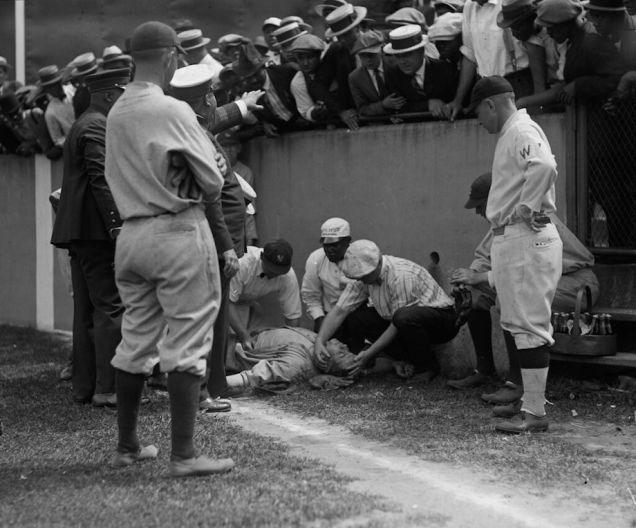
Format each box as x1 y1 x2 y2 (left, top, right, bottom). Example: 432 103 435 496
385 59 457 113
256 63 300 126
204 131 246 259
316 41 357 111
51 106 120 247
211 102 244 134
348 63 390 116
564 28 624 101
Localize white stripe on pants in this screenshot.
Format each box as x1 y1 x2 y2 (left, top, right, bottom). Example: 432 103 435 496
491 223 562 350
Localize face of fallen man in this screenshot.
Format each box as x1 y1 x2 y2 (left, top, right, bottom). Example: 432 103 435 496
322 238 350 263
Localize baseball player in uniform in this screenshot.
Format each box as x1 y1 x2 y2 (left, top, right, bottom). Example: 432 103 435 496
452 76 562 433
105 22 233 476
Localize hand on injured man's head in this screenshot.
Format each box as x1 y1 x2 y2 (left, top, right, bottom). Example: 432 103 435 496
317 339 359 378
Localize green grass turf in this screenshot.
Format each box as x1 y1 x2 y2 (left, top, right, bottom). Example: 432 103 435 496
0 326 390 527
269 367 636 495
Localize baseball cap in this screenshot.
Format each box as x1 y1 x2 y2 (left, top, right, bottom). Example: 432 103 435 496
464 173 492 209
320 218 351 244
468 75 514 111
339 240 381 279
130 21 185 54
262 239 293 273
170 64 214 101
351 30 384 55
536 0 583 25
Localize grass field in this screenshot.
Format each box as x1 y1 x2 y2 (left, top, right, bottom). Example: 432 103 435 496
0 326 390 528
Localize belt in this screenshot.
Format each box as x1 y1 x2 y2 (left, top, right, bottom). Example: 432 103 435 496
492 218 551 236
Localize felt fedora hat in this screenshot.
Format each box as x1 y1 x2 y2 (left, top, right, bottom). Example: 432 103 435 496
383 24 440 59
178 29 211 51
497 0 536 28
325 3 368 38
38 65 63 86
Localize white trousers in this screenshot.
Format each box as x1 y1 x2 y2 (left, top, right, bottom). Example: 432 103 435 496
491 223 562 350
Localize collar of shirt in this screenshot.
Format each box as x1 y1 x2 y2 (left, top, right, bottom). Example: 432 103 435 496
499 108 527 137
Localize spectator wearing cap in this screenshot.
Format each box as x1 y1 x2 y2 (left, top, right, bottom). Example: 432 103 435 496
0 56 22 96
348 30 401 116
316 3 370 130
288 33 336 123
179 29 224 79
435 0 466 16
444 0 530 121
217 131 259 246
383 24 457 116
51 68 131 409
69 52 99 118
105 21 233 477
428 13 464 69
315 240 458 380
38 65 76 153
450 173 598 402
536 0 624 104
262 17 283 65
385 7 429 31
170 64 254 414
302 218 359 334
228 240 302 359
280 15 314 33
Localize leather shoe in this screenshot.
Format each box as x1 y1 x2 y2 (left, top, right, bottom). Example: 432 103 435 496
492 400 521 418
481 382 523 404
113 445 158 467
169 456 235 478
200 397 231 413
447 371 490 390
92 393 117 408
495 412 549 434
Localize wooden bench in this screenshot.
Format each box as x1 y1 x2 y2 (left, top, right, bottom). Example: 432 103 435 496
550 264 636 368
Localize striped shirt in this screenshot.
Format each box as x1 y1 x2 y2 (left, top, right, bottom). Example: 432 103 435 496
336 256 453 319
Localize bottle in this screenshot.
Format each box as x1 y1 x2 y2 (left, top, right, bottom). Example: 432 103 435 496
605 314 614 335
566 312 575 335
590 315 599 335
598 314 607 336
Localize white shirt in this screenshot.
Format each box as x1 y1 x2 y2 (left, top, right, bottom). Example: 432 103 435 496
414 61 426 90
230 246 302 320
487 109 557 228
527 28 567 84
44 84 76 147
290 71 316 121
199 53 224 81
460 0 528 77
301 249 354 320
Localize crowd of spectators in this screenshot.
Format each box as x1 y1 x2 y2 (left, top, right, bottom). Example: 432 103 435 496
2 0 636 156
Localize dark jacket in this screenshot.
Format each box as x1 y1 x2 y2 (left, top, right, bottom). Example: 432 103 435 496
51 106 120 247
316 41 357 111
384 59 457 113
204 131 246 260
257 63 300 125
211 101 244 135
564 28 624 101
348 62 390 116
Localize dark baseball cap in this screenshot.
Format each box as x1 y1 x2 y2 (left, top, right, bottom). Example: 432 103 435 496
468 75 514 111
262 239 293 274
464 172 492 209
130 21 186 54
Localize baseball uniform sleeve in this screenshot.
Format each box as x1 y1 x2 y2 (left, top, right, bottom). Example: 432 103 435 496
514 127 557 220
229 262 249 302
301 251 326 320
470 231 493 273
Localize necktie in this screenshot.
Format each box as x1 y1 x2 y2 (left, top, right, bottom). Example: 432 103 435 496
373 69 386 97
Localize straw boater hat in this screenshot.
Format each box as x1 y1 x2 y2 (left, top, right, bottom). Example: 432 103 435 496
315 0 348 17
102 45 123 62
262 17 282 29
279 15 313 32
383 25 440 59
583 0 626 11
178 29 211 51
272 22 307 47
70 52 99 79
497 0 536 28
325 3 368 38
37 65 64 86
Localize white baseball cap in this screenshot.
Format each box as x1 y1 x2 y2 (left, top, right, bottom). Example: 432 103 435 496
339 239 381 279
320 217 351 243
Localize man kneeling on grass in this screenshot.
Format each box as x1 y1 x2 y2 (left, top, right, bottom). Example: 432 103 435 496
314 240 459 380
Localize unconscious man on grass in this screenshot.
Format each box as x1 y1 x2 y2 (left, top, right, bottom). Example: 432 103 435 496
225 326 415 393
